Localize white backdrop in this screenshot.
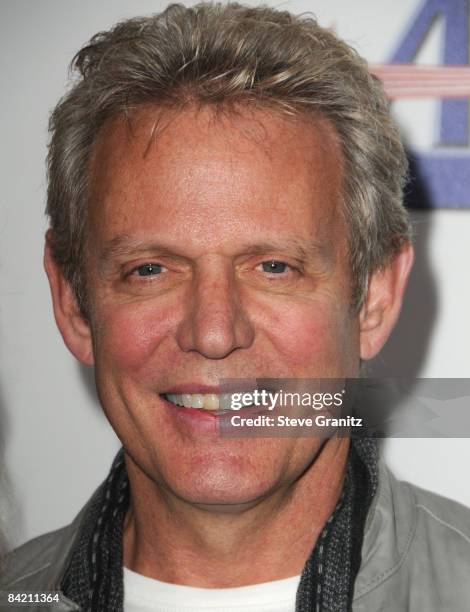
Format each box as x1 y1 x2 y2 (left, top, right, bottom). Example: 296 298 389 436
1 0 469 548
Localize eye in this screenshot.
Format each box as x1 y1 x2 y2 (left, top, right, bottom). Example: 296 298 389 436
260 260 289 274
134 263 165 277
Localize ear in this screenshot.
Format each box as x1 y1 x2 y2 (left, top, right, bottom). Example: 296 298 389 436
359 242 414 361
44 231 94 366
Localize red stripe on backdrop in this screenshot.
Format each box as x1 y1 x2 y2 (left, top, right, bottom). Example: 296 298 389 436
370 64 470 98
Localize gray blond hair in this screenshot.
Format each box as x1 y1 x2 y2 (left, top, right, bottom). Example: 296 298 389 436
46 2 411 313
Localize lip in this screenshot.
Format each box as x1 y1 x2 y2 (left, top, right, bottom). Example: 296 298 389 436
160 394 222 434
159 393 272 434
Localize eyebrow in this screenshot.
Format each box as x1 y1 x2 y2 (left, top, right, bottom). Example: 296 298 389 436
98 235 183 276
100 235 177 262
237 240 334 264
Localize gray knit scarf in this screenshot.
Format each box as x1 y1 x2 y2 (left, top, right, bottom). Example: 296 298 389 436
61 437 378 612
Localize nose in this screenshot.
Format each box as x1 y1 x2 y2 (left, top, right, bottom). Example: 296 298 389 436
176 263 254 359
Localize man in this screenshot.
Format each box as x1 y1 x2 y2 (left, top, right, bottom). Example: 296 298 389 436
1 3 469 611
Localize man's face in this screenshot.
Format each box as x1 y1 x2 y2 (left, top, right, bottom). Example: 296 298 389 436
84 105 360 507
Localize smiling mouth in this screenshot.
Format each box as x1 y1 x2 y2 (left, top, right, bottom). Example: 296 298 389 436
163 393 251 413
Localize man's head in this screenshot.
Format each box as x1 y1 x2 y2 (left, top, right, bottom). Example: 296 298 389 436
46 2 411 315
44 3 413 507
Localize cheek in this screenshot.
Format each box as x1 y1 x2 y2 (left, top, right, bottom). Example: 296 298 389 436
91 299 178 374
259 298 357 372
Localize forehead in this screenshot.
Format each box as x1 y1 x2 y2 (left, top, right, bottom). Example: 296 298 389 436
87 104 345 249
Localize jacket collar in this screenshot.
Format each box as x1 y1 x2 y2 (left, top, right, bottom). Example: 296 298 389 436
353 460 416 600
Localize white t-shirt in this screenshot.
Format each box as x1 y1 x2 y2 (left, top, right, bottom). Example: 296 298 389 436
124 567 300 612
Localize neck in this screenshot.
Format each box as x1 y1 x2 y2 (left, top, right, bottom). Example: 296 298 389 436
122 437 350 587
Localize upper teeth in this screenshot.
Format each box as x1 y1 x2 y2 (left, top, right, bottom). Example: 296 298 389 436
165 393 244 411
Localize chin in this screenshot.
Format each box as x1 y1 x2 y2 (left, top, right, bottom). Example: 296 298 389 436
157 450 281 509
171 479 275 510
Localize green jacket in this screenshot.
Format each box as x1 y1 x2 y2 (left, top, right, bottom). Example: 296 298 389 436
1 462 470 611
